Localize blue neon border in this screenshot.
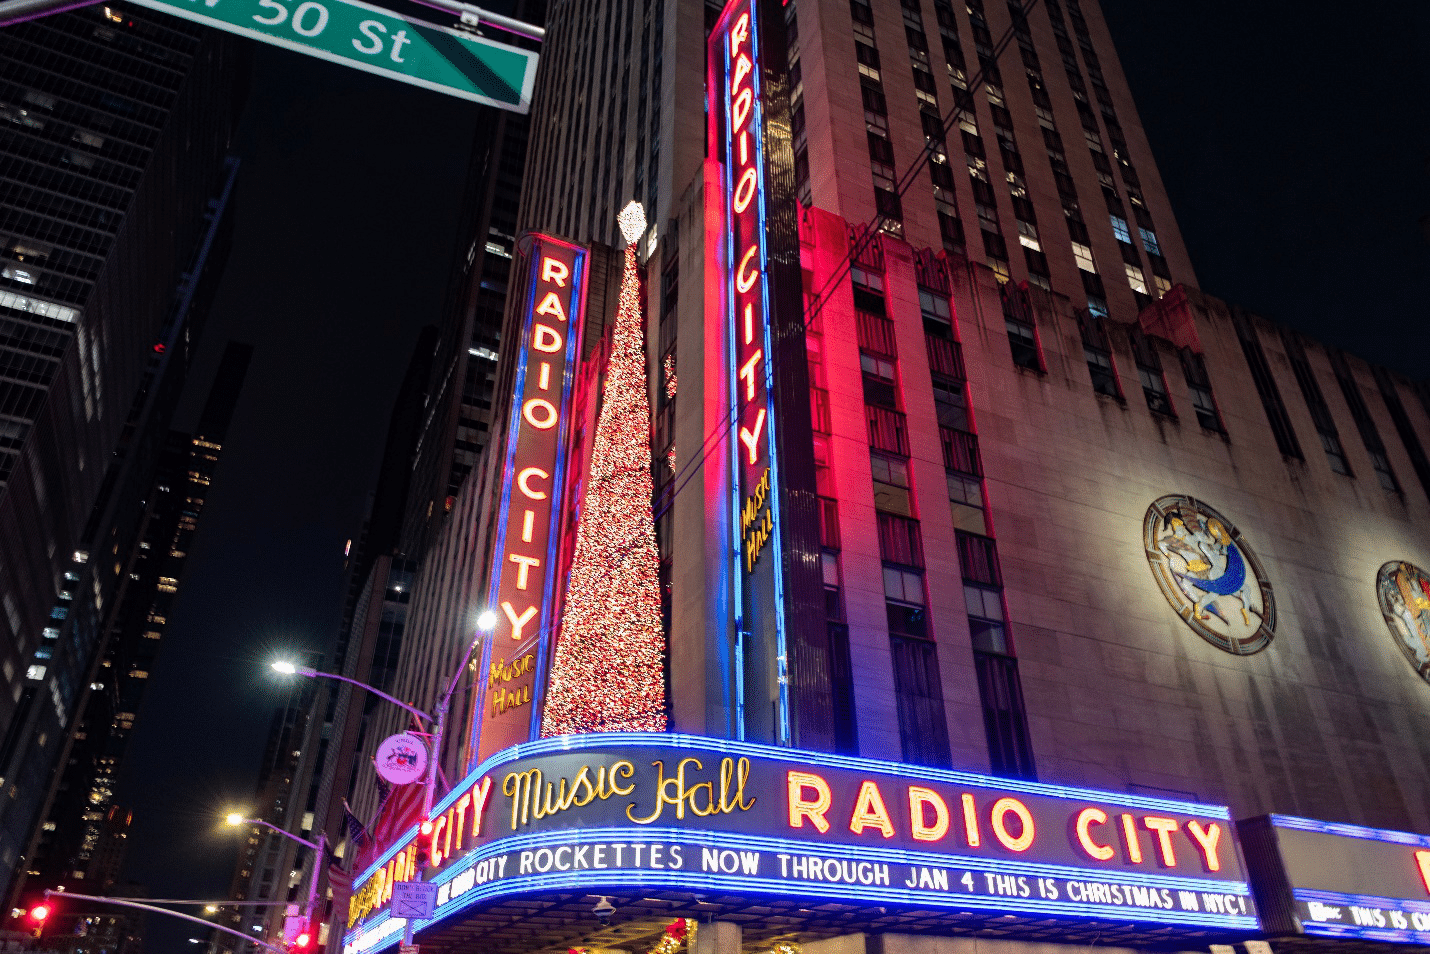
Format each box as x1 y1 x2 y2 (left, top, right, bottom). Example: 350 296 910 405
344 825 1255 954
353 732 1237 893
1271 813 1430 849
468 238 588 764
1295 888 1430 944
721 0 792 748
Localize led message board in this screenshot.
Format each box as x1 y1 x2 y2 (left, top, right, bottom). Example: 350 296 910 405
470 235 588 765
343 735 1257 953
1240 814 1430 944
709 0 790 744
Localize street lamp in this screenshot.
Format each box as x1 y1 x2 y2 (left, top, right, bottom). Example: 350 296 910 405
269 660 434 723
224 815 326 927
270 611 498 818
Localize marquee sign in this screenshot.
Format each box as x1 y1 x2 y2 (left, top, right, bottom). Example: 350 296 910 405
1240 814 1430 944
709 0 791 743
343 735 1257 953
470 235 588 765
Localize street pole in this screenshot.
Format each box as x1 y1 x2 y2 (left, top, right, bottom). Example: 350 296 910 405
43 891 288 954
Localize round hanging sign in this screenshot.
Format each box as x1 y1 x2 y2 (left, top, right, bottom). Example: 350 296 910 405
373 732 428 785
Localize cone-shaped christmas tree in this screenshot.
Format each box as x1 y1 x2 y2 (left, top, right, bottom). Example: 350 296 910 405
541 203 666 735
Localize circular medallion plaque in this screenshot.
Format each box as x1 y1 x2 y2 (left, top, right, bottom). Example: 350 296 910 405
1376 561 1430 682
1143 495 1275 654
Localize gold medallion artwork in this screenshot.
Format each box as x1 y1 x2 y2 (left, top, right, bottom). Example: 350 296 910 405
1376 561 1430 683
1143 495 1275 654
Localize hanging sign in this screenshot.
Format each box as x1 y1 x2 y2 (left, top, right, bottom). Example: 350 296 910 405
373 733 428 786
709 0 790 744
470 235 588 765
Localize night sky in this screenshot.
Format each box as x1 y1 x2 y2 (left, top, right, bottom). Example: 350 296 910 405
108 1 1426 948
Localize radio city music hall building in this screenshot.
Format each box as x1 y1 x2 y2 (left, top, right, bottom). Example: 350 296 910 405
333 0 1430 953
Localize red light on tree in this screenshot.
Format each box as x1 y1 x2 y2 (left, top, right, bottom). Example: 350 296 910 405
28 905 49 924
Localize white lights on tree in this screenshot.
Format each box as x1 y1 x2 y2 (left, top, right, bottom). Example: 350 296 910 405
541 210 666 736
617 200 648 247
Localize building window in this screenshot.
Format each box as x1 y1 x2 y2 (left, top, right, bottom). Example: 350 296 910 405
919 289 952 336
889 635 951 766
1179 348 1225 433
884 564 927 637
974 650 1035 778
1138 226 1161 256
1109 214 1131 243
947 472 986 534
1001 284 1042 371
1232 312 1302 458
871 451 912 515
1330 350 1399 492
1071 241 1096 273
1130 329 1173 417
1125 262 1149 295
860 352 899 408
1281 330 1352 476
932 379 970 430
1372 365 1430 502
1077 310 1121 399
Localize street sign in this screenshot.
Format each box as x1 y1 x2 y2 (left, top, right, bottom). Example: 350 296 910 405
126 0 537 111
390 880 437 920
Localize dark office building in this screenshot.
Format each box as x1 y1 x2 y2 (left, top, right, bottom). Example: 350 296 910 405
398 0 546 563
14 343 250 904
0 0 247 897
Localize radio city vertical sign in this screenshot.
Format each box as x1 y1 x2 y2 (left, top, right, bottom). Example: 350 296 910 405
1240 814 1430 944
471 235 588 765
709 0 791 744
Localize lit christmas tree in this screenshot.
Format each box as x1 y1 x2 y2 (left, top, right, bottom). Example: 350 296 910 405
542 202 667 735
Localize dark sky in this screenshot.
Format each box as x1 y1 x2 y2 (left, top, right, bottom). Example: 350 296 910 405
1101 0 1430 371
111 1 1427 949
113 40 481 949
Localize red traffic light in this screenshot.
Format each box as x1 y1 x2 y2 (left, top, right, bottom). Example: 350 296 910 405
28 905 50 924
415 818 435 866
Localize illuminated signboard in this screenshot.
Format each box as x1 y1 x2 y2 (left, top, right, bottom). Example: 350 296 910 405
1240 814 1430 943
470 235 588 765
343 736 1257 953
709 0 790 743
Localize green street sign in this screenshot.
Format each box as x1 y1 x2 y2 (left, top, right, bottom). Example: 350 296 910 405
128 0 537 111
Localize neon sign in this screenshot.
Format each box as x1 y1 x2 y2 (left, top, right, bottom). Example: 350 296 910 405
344 735 1258 952
470 235 588 765
710 0 790 744
1240 814 1430 944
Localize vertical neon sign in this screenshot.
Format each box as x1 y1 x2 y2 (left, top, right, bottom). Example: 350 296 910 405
471 235 587 765
710 0 790 744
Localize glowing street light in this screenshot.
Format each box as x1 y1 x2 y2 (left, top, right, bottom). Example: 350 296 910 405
477 609 497 632
223 815 325 926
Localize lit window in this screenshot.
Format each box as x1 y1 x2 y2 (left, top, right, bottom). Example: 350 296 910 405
1125 263 1149 294
1138 227 1161 255
1072 242 1096 272
1110 215 1131 243
26 665 46 681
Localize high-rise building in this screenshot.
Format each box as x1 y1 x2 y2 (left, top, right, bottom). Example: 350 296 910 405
335 1 1430 954
0 0 247 892
14 342 251 905
399 1 547 562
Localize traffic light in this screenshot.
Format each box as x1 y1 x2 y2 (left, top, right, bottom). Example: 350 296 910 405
415 818 434 867
291 927 314 954
27 903 50 938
